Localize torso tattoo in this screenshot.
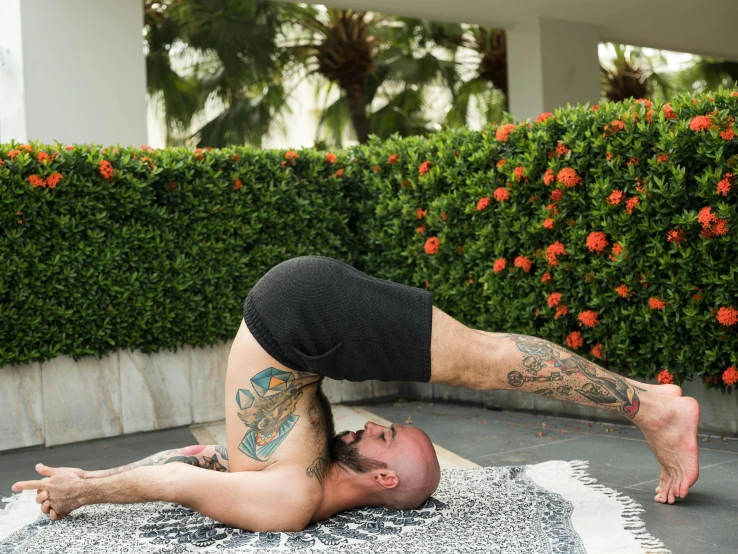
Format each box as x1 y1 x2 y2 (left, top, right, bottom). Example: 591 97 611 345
502 334 641 419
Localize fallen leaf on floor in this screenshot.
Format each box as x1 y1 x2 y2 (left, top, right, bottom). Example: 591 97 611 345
482 419 487 424
537 432 544 437
405 416 413 425
702 437 710 442
541 422 547 428
721 437 727 441
560 430 567 433
605 428 612 433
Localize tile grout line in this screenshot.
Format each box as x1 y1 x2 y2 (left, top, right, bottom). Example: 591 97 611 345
625 457 738 488
471 435 588 460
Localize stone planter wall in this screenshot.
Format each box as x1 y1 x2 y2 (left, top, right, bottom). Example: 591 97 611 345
1 343 735 452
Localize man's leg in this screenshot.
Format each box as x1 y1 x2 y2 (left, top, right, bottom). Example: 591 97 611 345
428 305 700 505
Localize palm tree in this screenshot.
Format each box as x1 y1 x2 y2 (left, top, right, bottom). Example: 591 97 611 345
600 43 672 102
668 57 738 94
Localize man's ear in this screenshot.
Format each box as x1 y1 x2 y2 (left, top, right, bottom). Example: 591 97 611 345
371 470 399 490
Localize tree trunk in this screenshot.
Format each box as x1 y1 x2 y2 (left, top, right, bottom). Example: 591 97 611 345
344 82 370 144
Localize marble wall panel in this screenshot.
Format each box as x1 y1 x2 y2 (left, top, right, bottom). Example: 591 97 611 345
120 346 192 434
0 361 44 450
192 340 231 424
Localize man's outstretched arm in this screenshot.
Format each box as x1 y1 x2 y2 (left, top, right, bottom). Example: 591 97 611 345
13 462 317 532
84 444 229 477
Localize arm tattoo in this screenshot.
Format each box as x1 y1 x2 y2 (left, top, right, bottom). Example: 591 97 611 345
235 367 320 462
306 457 329 486
90 445 229 477
502 333 641 419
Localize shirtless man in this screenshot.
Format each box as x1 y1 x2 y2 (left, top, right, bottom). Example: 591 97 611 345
13 255 700 528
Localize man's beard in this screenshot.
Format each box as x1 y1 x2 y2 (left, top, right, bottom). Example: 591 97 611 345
329 430 388 474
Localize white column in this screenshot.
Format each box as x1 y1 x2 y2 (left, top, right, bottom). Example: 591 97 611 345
0 0 147 145
506 17 601 121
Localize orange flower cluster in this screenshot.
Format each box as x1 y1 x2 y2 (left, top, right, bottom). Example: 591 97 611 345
550 189 563 202
720 128 735 141
556 168 581 187
28 175 46 187
514 166 526 181
496 158 506 170
334 168 344 178
717 173 733 196
494 187 510 202
607 190 624 205
477 197 491 211
424 237 440 255
99 160 114 180
46 172 62 188
8 149 21 158
540 272 552 283
387 154 398 164
698 206 730 237
546 241 567 266
547 292 561 308
591 344 603 359
649 297 667 310
603 120 625 137
416 224 426 235
37 151 50 163
233 178 243 190
543 218 554 229
325 152 337 164
493 258 506 273
609 243 624 262
578 310 600 328
419 161 431 175
514 255 532 273
657 154 668 163
666 228 686 244
717 306 737 326
615 284 629 298
723 366 738 386
663 104 677 119
373 164 381 173
554 143 570 157
536 112 553 123
543 168 555 186
285 150 299 161
657 369 674 385
496 123 516 142
625 196 640 215
554 305 569 319
566 331 583 349
689 115 715 132
415 208 427 220
586 231 608 253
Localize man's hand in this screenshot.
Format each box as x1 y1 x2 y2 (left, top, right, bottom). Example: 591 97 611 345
12 464 87 520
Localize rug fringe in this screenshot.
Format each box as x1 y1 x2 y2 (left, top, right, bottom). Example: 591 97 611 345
568 460 671 554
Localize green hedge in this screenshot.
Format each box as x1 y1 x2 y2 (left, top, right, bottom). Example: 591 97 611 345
1 89 737 389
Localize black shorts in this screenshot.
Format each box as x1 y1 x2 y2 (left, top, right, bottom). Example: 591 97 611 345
242 255 433 382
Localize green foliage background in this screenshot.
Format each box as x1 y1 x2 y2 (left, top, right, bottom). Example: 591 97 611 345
2 91 736 388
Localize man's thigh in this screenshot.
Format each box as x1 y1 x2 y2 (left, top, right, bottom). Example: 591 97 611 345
225 319 321 472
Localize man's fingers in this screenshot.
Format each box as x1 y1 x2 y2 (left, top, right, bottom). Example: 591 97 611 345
49 509 58 521
12 479 46 492
35 463 58 477
41 500 51 515
35 490 49 504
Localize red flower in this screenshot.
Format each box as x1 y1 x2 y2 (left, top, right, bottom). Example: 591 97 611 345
416 224 426 235
424 237 440 255
387 154 399 164
372 164 381 173
233 178 243 190
496 158 507 170
666 228 686 244
717 306 738 326
541 272 552 283
285 150 299 161
494 187 510 202
657 154 668 163
635 99 653 108
657 369 674 385
419 161 431 175
441 212 447 220
615 284 629 298
194 148 204 160
65 145 75 151
649 297 667 310
555 143 570 157
325 152 337 164
231 154 240 162
550 189 563 202
495 123 516 142
493 258 506 273
731 92 738 97
514 166 526 181
607 190 624 205
663 104 677 119
543 168 555 186
8 149 21 159
547 292 562 308
536 112 553 123
591 343 604 359
586 231 608 254
28 175 46 188
689 115 715 132
514 255 532 273
566 331 583 350
578 310 600 328
625 196 640 215
591 105 600 110
477 197 491 211
609 244 624 262
335 168 344 177
604 120 625 134
46 172 62 188
606 152 614 161
415 208 428 220
99 160 114 180
37 151 50 163
546 241 567 266
646 109 655 123
554 305 569 319
723 366 738 386
697 206 717 229
720 128 735 141
556 168 581 188
543 218 554 229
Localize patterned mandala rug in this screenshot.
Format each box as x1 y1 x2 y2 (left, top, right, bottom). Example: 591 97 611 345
0 461 670 554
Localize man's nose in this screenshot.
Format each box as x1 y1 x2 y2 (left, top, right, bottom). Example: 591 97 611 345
364 422 384 434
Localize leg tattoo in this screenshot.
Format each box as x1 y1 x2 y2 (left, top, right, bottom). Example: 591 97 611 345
502 334 642 419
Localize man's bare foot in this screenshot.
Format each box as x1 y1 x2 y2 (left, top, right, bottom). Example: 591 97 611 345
632 382 683 398
637 396 700 504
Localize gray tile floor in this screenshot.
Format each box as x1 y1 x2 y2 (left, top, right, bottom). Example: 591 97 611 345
2 403 737 554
